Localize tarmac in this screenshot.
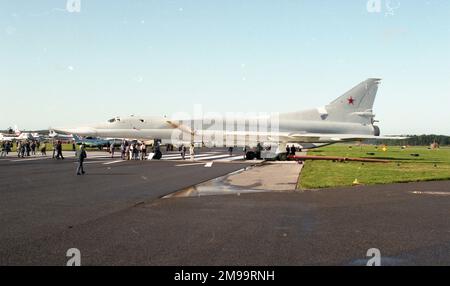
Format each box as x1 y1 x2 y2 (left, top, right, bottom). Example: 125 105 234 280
224 161 303 191
0 150 449 265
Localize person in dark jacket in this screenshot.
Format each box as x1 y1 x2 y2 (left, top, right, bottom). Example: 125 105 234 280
31 141 36 155
290 145 296 157
180 144 186 160
291 144 297 156
0 142 6 157
40 143 46 156
20 142 25 158
56 141 64 160
76 145 87 175
25 141 31 157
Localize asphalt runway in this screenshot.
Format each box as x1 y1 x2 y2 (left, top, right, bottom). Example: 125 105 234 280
0 150 254 265
0 151 449 266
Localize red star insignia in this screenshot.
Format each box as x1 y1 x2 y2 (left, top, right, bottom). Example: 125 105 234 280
347 96 355 105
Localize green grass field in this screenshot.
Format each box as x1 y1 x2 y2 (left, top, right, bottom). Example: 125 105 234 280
299 145 450 189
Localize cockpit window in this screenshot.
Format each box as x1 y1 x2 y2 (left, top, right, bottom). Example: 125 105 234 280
108 117 121 123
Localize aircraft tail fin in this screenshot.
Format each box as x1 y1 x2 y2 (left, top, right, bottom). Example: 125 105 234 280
14 125 20 136
325 78 381 124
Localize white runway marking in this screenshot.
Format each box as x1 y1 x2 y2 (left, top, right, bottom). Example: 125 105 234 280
164 151 221 155
216 155 246 161
175 162 206 167
411 191 450 196
162 152 244 162
78 161 106 164
9 157 51 162
103 160 124 165
162 153 217 159
192 154 233 161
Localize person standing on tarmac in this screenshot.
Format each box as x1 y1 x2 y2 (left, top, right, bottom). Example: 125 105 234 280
41 143 46 156
125 142 130 160
189 143 195 161
17 141 22 157
0 142 6 157
6 141 11 156
56 141 64 160
285 145 290 156
76 144 87 175
31 141 36 155
129 143 134 160
181 144 186 160
52 141 56 159
140 143 147 160
26 141 31 157
110 142 115 158
290 145 296 157
120 141 125 160
20 142 26 158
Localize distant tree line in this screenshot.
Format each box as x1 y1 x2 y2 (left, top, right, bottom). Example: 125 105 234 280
1 128 14 134
370 135 450 146
1 127 448 146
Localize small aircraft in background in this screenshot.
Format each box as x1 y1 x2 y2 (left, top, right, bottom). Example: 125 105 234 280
49 130 74 141
0 126 34 141
73 135 111 149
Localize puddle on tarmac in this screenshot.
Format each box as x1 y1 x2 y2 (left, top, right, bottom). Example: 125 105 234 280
163 165 273 198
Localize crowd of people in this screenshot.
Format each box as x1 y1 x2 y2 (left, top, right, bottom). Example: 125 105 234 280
0 140 44 158
286 144 299 156
118 140 149 160
1 139 155 161
0 141 12 157
3 139 303 174
0 140 71 159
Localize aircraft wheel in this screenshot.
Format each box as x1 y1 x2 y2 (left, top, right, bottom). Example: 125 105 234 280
277 153 288 161
153 150 162 160
245 151 256 160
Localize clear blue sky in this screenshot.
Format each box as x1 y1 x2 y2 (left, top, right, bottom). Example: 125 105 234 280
1 0 449 135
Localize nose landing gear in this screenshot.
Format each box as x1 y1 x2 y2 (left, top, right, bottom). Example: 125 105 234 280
245 151 256 160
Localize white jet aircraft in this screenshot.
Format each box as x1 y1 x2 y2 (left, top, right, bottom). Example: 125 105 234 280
0 126 33 141
56 79 405 160
48 130 74 141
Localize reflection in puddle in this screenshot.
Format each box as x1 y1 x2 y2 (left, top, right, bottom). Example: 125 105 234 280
163 165 272 198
